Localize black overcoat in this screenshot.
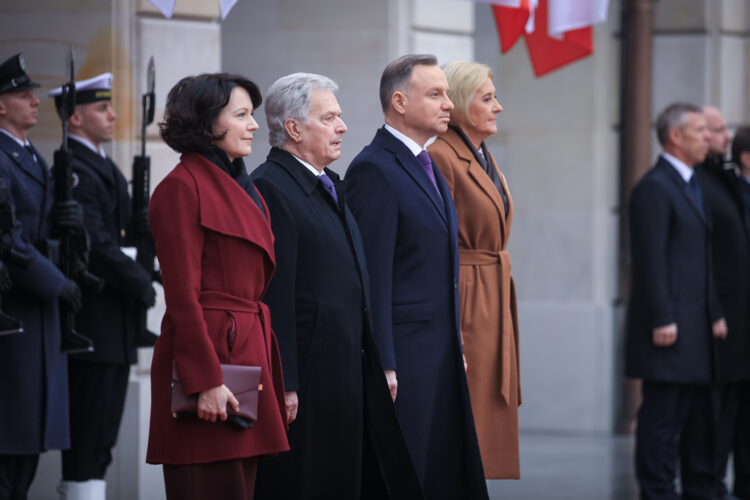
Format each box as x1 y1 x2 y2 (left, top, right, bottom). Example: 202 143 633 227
695 160 750 383
0 132 70 453
345 127 489 500
68 139 152 364
625 156 723 383
252 147 422 500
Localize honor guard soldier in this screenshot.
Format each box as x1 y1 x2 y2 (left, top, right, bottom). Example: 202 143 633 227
49 73 156 499
0 53 84 500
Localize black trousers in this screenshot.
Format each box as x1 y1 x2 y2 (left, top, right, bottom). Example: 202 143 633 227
636 381 695 500
61 361 130 481
0 454 39 500
680 384 738 500
735 380 750 498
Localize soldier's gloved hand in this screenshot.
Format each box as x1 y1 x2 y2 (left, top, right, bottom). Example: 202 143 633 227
60 279 82 312
133 208 150 235
141 285 156 308
54 200 84 230
0 260 11 293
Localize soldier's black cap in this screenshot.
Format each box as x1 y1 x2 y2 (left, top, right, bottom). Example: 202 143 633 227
0 53 41 95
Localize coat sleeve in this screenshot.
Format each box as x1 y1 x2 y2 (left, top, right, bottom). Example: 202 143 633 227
345 160 399 371
629 179 675 329
0 159 67 300
253 177 300 391
149 171 222 395
73 167 153 302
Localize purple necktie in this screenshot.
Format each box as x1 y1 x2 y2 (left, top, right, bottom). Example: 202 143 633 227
417 150 440 194
319 173 338 203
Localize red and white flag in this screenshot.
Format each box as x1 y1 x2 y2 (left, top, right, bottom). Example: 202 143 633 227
487 0 609 77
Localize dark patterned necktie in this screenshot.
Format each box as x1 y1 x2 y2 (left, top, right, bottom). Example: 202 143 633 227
24 145 36 163
688 176 704 213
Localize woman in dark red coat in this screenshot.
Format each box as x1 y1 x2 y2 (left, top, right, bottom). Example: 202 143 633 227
146 73 288 499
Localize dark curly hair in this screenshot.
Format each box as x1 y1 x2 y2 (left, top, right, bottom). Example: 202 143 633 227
159 73 262 153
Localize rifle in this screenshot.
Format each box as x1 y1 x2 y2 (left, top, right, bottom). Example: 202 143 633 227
50 47 102 354
132 56 158 347
0 176 30 336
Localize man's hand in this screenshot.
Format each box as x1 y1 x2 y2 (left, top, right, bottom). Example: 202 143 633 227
652 323 678 347
712 318 728 340
197 384 238 423
285 391 298 424
385 370 397 402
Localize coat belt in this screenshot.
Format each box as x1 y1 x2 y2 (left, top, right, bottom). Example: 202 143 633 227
458 248 509 266
457 247 515 405
199 290 273 366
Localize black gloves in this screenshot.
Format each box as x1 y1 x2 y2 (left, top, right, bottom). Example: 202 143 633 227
142 285 156 308
60 279 82 312
53 200 84 230
0 260 11 293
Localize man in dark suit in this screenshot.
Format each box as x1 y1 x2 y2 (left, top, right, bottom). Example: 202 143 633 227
252 73 421 500
345 54 488 500
0 53 83 499
725 126 750 499
681 105 749 500
626 102 727 500
48 73 155 498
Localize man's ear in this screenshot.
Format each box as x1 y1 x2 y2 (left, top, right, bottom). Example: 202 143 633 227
391 90 407 115
668 126 682 147
68 108 83 128
284 118 302 143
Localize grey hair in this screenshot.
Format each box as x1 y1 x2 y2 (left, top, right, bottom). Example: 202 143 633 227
379 54 438 113
655 102 703 146
265 72 339 148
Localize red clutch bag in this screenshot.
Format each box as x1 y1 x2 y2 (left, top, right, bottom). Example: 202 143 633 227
170 362 262 429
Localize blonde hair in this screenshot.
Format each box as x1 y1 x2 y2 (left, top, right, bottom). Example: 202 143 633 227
441 61 493 127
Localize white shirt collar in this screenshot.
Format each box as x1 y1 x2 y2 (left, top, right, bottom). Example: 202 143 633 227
742 175 750 185
384 123 435 156
290 153 325 177
0 128 30 148
661 152 693 182
69 134 107 158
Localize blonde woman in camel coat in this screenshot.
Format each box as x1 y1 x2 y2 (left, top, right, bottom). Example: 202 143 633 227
428 61 521 479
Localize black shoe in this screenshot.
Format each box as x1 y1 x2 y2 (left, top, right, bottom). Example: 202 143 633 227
61 329 94 354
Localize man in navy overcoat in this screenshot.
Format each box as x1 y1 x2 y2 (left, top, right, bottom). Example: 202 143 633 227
0 53 82 498
625 102 727 500
345 54 488 500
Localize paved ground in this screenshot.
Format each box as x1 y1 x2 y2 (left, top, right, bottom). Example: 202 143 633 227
486 432 640 500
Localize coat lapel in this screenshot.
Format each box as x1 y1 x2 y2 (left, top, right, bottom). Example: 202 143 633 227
658 157 707 226
374 127 447 226
181 153 274 264
0 133 46 186
441 128 509 239
70 139 116 187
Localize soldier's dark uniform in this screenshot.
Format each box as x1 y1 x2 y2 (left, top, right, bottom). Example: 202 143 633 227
48 74 154 493
0 53 72 498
